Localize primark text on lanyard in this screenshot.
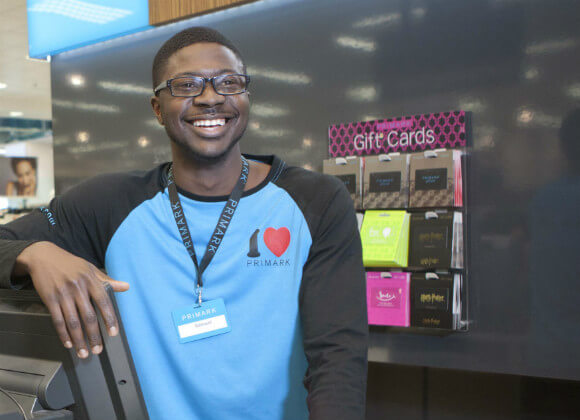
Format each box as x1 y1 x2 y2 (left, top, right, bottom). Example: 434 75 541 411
167 157 249 305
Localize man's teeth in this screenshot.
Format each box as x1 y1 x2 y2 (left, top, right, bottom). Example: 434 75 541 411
193 119 226 127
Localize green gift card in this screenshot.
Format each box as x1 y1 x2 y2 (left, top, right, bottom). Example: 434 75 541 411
361 210 410 267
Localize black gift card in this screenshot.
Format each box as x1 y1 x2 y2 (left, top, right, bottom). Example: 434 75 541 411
413 287 449 310
370 171 402 193
409 213 453 269
414 225 449 249
411 276 453 329
415 168 447 191
336 174 356 194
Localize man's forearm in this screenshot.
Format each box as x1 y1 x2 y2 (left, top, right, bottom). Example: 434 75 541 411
0 238 38 289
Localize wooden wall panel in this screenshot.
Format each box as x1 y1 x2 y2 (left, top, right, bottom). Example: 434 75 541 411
149 0 259 26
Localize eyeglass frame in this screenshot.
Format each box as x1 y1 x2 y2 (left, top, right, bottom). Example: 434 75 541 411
153 73 251 97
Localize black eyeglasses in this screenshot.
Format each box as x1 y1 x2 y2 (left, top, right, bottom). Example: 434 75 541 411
154 74 251 97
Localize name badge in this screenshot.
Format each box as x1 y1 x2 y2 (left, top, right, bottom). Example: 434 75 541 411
171 298 231 343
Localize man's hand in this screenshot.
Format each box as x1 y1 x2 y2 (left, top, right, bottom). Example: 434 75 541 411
14 241 130 359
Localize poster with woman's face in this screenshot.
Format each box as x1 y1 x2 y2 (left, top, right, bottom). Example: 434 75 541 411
0 156 38 197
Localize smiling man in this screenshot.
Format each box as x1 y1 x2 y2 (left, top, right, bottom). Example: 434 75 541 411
0 27 368 420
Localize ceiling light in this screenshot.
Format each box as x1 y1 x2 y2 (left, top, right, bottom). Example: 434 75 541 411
68 140 126 154
137 136 150 148
516 108 559 128
9 111 23 117
99 81 151 95
517 109 534 124
565 83 580 99
256 128 291 137
302 138 313 148
458 98 487 113
145 118 164 129
28 0 132 24
76 131 90 143
53 98 119 113
346 85 378 102
524 68 539 80
353 13 401 28
68 74 85 87
525 38 576 55
0 83 7 89
411 8 427 19
247 66 311 85
251 103 290 117
247 123 291 138
336 36 376 52
478 136 495 150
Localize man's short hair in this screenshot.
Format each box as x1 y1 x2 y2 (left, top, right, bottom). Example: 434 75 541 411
152 26 246 91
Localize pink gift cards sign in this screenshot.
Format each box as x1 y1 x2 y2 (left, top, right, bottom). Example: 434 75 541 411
328 111 467 157
366 272 410 327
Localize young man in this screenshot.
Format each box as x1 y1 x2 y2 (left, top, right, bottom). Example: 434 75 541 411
0 27 367 419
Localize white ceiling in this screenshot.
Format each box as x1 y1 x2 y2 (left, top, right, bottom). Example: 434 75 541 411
0 0 52 120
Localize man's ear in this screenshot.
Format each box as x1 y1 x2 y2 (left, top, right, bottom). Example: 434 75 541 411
150 95 164 126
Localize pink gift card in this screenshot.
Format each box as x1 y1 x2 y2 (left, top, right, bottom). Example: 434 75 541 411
366 272 410 327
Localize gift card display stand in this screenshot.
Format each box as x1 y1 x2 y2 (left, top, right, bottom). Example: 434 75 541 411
324 111 470 334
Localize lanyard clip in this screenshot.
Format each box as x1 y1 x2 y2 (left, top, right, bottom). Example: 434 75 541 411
196 286 203 306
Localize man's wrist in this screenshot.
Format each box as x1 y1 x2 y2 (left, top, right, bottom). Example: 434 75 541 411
14 241 44 277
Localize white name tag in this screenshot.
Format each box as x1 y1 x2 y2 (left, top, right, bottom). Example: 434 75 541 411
178 314 228 338
171 298 231 343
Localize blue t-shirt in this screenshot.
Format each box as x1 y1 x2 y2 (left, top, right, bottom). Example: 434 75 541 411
0 155 368 420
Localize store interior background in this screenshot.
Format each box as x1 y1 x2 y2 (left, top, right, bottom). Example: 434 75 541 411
0 1 53 212
2 0 580 418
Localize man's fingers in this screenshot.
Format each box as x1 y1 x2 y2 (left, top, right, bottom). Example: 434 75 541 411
75 292 103 355
46 301 73 349
109 279 130 292
59 292 89 359
99 275 130 292
89 283 120 337
23 244 125 356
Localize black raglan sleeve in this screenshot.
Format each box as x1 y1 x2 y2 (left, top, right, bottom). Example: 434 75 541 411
0 236 39 289
0 167 164 290
276 167 368 420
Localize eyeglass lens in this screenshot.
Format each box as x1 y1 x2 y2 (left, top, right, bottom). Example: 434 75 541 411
171 74 247 96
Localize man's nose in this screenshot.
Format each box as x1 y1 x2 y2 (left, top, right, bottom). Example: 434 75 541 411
193 81 225 107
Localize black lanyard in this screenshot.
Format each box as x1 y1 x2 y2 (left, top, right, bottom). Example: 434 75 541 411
167 157 249 304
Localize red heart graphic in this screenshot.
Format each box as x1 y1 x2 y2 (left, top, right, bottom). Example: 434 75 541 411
264 227 291 257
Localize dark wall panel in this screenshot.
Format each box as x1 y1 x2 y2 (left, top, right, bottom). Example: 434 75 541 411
366 364 580 420
50 0 580 381
366 363 424 420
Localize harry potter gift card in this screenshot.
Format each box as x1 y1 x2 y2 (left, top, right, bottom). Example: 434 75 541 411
411 273 462 330
408 211 463 270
